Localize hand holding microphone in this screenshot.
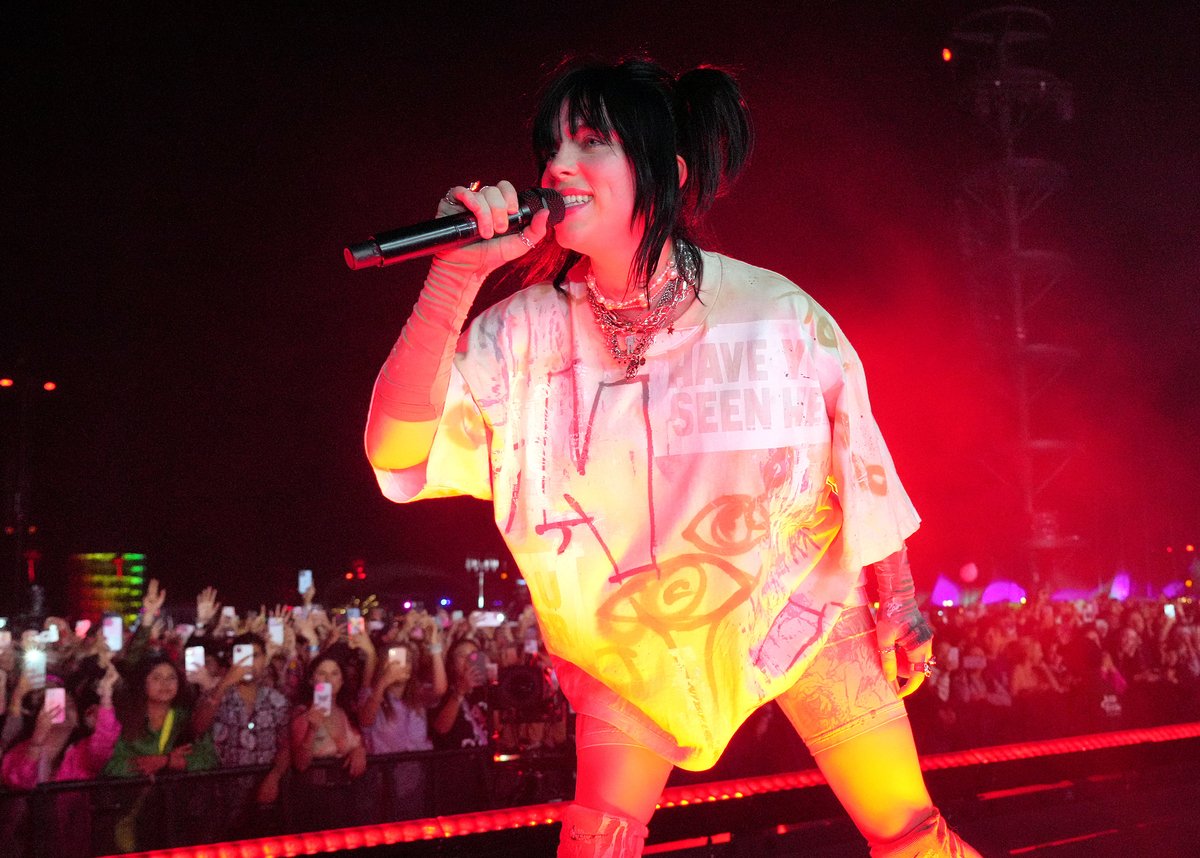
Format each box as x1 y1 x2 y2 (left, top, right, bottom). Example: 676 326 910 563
344 181 565 275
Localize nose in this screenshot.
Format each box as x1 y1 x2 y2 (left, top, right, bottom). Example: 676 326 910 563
544 145 578 182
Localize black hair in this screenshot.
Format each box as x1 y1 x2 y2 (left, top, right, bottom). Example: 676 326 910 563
230 631 266 653
302 646 360 729
114 653 193 741
526 56 752 294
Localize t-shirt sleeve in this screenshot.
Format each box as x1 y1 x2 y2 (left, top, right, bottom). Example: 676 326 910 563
371 356 494 504
819 323 920 571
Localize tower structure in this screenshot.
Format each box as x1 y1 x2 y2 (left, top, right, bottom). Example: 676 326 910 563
949 6 1079 586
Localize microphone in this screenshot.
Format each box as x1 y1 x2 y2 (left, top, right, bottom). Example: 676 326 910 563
343 187 566 270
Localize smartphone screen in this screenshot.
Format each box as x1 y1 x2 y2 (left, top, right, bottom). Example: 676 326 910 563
451 610 464 622
232 643 255 679
185 645 206 674
221 606 237 620
268 616 285 646
348 616 365 636
313 681 332 714
298 568 313 594
102 616 124 652
74 619 92 638
43 624 60 644
524 638 539 656
44 687 66 724
1165 604 1177 619
388 646 408 668
24 649 47 690
346 607 362 620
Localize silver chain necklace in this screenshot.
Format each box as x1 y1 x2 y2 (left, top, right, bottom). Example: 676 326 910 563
584 254 695 379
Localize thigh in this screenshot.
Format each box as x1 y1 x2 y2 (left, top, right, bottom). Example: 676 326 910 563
775 605 906 755
573 713 674 826
810 716 932 843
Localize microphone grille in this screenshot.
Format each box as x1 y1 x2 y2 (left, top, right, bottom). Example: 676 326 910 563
529 187 566 226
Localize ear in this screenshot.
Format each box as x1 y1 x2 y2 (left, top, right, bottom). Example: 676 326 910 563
676 154 688 189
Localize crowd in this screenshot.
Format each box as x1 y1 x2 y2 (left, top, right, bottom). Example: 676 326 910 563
0 580 568 854
0 579 1195 854
906 593 1200 751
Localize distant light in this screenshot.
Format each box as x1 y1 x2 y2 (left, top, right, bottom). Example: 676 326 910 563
403 601 412 610
42 381 57 392
1020 597 1027 605
357 571 366 579
0 378 12 387
439 598 450 607
1188 545 1195 553
344 572 353 580
1188 580 1195 589
942 47 953 62
942 599 954 607
1167 546 1174 553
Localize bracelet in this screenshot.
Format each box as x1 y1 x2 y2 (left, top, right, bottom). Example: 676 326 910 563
429 644 444 655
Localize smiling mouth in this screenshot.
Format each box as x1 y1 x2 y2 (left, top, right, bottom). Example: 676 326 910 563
561 194 592 208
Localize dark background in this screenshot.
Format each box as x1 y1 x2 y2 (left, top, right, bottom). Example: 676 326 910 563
2 1 1197 613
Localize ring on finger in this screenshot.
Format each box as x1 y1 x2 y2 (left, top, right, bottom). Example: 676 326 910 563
910 656 938 678
877 645 897 655
517 230 536 250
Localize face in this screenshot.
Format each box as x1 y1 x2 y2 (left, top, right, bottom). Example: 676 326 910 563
312 658 343 695
541 106 640 265
145 662 179 705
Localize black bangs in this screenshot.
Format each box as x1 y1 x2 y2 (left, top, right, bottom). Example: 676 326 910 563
532 67 618 168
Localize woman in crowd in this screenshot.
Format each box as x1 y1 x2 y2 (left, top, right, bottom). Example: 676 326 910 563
103 655 217 778
289 648 367 828
363 56 978 856
358 615 447 818
2 663 119 788
103 654 217 851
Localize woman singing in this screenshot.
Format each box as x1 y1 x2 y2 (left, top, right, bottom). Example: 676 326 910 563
364 58 980 858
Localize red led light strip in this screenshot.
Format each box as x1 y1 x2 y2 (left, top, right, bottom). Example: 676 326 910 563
109 721 1200 858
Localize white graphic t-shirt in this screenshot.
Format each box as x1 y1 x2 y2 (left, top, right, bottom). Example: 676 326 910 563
373 252 919 769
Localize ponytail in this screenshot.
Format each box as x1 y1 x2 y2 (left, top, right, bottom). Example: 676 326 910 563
675 66 753 218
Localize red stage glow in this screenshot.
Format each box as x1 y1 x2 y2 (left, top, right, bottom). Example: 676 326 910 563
941 47 953 62
103 721 1200 858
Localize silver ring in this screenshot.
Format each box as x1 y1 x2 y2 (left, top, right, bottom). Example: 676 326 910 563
517 230 536 250
877 645 897 655
443 188 459 205
911 656 937 678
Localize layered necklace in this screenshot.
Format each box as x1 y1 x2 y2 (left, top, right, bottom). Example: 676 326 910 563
585 253 695 379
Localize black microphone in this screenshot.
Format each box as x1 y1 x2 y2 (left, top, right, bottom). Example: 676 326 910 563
343 187 566 270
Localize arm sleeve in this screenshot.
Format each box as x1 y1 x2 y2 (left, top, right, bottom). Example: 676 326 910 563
78 705 121 776
1 740 41 789
102 736 139 778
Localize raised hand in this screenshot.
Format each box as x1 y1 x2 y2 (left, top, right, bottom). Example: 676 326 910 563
196 587 220 628
142 579 166 620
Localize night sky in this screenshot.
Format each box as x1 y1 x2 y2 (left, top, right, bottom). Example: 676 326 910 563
2 2 1197 613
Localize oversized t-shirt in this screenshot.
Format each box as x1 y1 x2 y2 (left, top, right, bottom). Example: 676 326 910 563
373 251 919 769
